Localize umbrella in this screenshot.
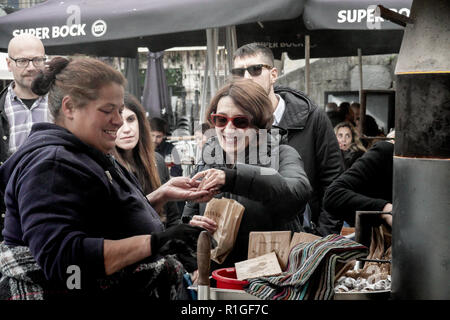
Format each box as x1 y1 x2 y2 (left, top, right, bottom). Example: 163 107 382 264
303 0 412 30
0 0 306 122
0 0 412 120
0 0 306 59
0 0 411 60
142 51 172 121
124 57 141 99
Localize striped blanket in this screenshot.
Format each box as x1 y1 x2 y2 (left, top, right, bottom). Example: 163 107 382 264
244 234 368 300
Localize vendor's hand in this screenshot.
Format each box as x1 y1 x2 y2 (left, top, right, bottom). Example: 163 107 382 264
189 215 218 234
191 169 226 192
381 203 393 226
382 203 392 213
191 270 199 284
150 224 204 255
160 176 210 202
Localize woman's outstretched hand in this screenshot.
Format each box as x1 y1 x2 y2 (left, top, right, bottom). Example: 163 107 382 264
147 176 215 206
160 176 211 201
189 215 218 234
190 168 226 192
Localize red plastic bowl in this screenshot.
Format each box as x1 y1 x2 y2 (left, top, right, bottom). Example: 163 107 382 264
212 267 249 290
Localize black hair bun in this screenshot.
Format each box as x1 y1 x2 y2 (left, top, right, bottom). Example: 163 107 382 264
32 57 70 96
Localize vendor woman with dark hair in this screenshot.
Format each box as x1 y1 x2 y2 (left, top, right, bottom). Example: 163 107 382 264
0 57 211 299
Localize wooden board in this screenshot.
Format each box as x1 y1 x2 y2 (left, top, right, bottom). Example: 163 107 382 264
248 231 292 270
289 232 321 252
235 252 282 281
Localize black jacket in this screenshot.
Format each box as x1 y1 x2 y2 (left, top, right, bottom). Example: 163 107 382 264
155 140 183 177
274 86 344 235
342 148 365 170
0 123 164 289
0 86 11 165
0 87 10 240
182 136 312 268
323 141 394 226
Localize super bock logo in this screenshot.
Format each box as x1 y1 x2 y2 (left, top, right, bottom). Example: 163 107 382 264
11 5 108 40
91 20 107 37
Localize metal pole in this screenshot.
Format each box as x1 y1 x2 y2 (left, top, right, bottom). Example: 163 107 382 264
225 26 237 76
206 28 217 97
358 48 363 102
391 0 450 300
357 48 364 136
199 55 209 123
304 35 310 95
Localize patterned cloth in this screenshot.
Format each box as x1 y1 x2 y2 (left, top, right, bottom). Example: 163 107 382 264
4 84 49 154
0 241 49 300
0 242 190 300
244 234 368 300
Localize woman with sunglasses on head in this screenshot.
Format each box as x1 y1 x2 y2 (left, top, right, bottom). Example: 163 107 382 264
0 57 210 299
182 79 312 269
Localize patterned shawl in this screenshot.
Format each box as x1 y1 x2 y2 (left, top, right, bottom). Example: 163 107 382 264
0 241 190 300
244 234 368 300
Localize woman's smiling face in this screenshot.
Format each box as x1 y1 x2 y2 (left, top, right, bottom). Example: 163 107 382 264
214 96 255 155
66 82 124 154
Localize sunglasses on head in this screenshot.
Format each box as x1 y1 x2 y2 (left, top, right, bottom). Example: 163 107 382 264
210 114 251 129
231 64 272 77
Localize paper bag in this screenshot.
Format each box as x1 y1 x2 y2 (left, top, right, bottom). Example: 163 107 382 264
204 197 244 264
248 231 292 270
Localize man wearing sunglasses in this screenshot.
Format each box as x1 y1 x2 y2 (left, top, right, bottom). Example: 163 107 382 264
232 43 344 236
0 34 49 241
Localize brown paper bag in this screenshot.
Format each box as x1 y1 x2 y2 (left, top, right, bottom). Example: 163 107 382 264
204 197 245 264
248 231 292 270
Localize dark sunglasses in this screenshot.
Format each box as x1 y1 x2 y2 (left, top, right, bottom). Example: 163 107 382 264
231 64 272 77
210 114 251 129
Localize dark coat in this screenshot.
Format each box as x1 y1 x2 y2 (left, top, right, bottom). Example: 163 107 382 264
0 123 164 290
274 86 344 235
323 141 394 226
182 136 312 268
0 87 10 241
155 140 183 177
342 148 366 170
0 86 11 165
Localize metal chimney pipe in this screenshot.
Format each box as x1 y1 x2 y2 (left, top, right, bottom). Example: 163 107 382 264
392 0 450 299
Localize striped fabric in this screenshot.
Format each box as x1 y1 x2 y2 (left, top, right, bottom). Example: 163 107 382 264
244 234 368 300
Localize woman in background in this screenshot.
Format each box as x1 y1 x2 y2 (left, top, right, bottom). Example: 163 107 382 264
335 121 366 170
115 93 181 226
